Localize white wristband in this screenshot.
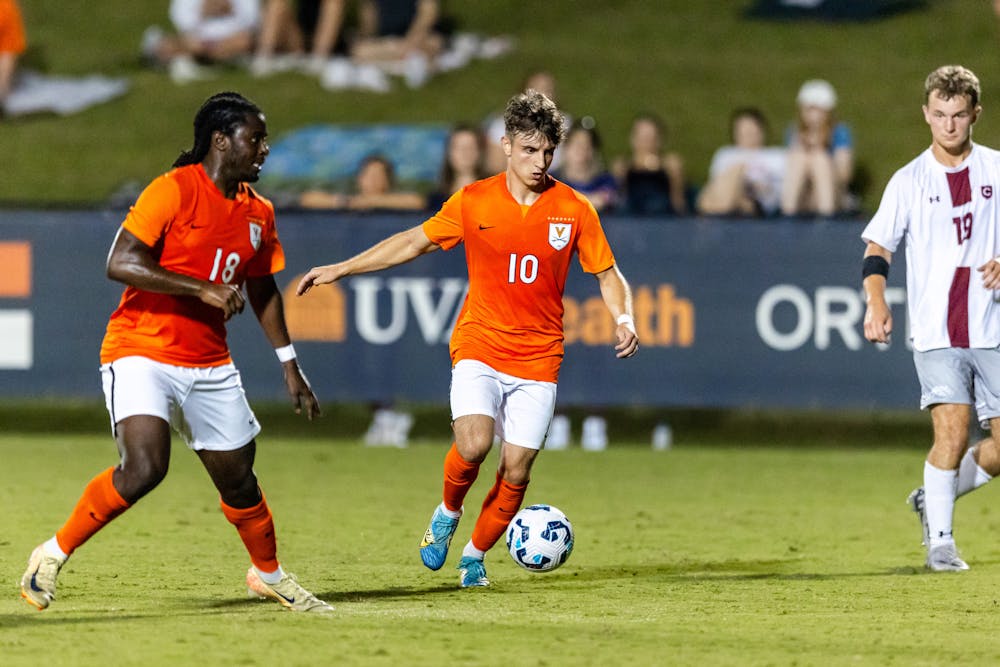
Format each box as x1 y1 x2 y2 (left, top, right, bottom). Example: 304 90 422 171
616 314 635 328
275 344 297 363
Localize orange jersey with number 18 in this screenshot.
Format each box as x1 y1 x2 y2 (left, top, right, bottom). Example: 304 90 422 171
422 173 615 382
100 164 285 367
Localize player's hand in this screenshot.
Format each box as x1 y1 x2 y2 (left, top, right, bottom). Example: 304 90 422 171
201 283 245 320
296 265 343 296
283 362 321 421
615 322 639 359
863 300 892 344
977 257 1000 290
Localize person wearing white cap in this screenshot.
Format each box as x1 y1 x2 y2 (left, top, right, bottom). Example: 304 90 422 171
780 78 854 216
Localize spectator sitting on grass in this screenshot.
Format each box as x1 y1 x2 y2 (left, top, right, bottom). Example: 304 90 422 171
299 153 427 210
612 112 688 216
142 0 261 84
0 0 27 114
780 79 855 217
552 119 619 212
425 123 488 211
697 107 786 217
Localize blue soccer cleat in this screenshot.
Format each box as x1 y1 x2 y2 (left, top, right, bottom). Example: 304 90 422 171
457 556 489 588
419 504 461 571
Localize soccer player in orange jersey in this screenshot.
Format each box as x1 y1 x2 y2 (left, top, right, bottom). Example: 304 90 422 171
20 92 332 612
297 90 639 587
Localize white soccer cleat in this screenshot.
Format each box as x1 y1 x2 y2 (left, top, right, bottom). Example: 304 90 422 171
20 544 66 610
906 487 930 546
246 567 333 613
926 542 970 572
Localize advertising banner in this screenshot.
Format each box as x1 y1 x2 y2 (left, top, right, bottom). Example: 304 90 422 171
0 210 914 409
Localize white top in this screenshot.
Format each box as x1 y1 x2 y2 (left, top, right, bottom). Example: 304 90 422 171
862 143 1000 351
170 0 260 42
707 146 786 215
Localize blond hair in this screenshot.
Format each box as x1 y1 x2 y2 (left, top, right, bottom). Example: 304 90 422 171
925 65 980 107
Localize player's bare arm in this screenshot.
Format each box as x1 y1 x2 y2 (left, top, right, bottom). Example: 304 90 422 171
862 241 892 344
977 256 1000 290
296 224 440 295
246 274 321 420
106 227 246 320
595 264 638 358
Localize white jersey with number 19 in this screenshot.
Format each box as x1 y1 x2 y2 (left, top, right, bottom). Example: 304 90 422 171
862 143 1000 351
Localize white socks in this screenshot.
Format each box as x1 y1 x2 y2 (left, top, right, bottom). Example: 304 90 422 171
956 447 993 497
43 536 68 561
461 542 486 560
924 461 958 546
254 565 285 585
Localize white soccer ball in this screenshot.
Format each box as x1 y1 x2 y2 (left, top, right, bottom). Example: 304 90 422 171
505 504 574 572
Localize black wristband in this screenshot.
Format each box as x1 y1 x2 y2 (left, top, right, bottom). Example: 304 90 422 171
862 255 889 280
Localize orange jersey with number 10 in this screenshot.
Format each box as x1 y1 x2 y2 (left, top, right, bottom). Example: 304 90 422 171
100 164 285 367
422 174 615 382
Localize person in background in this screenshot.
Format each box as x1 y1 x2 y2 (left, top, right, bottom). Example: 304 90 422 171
426 123 489 211
781 79 855 217
300 152 426 210
251 0 346 76
552 119 619 212
19 92 331 613
862 65 1000 572
0 0 26 113
613 112 688 217
296 90 638 589
312 0 451 92
142 0 261 84
697 107 786 217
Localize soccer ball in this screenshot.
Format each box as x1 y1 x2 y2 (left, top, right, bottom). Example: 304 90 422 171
505 504 574 572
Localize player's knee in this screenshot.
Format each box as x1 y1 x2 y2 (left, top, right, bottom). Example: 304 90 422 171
501 468 530 486
455 436 492 463
119 454 169 498
218 474 261 508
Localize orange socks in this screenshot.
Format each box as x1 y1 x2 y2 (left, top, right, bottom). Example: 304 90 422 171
220 493 279 574
470 473 527 552
55 467 131 556
443 442 480 513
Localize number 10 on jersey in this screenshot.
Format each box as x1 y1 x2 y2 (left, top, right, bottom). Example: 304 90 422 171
508 253 539 284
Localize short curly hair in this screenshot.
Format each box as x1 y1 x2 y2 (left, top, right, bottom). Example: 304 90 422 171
503 89 566 147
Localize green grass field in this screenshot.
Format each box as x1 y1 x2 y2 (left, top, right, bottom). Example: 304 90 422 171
5 0 1000 212
3 422 1000 666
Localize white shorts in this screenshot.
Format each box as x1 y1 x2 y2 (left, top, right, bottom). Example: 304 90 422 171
101 356 261 451
913 347 1000 427
450 359 557 450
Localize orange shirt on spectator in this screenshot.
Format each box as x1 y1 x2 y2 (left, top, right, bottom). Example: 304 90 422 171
0 0 27 55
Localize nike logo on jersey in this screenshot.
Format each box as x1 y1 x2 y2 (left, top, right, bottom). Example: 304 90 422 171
478 224 495 230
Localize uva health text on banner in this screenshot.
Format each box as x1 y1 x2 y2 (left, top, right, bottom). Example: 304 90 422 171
0 211 914 409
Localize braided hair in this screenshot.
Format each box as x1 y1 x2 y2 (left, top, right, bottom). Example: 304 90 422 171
173 92 262 168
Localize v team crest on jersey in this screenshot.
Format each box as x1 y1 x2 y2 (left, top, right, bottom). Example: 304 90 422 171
248 221 263 251
548 222 571 251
